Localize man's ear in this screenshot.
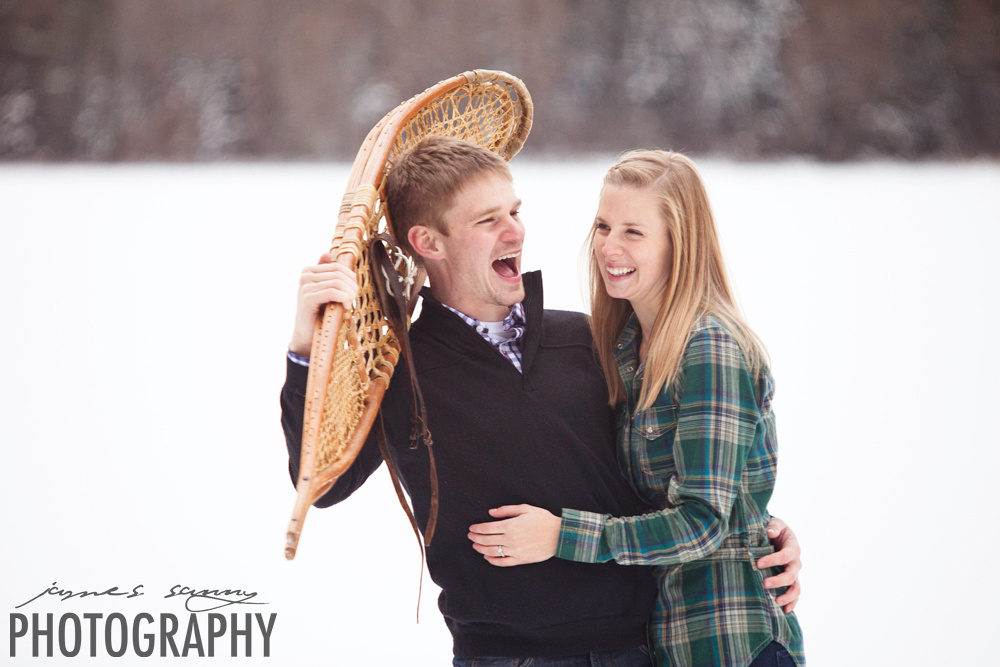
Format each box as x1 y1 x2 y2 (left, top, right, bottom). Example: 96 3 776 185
408 225 444 261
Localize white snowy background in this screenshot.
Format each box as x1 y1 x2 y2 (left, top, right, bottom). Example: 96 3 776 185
1 158 998 665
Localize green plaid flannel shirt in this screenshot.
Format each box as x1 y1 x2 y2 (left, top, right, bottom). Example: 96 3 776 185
556 314 804 667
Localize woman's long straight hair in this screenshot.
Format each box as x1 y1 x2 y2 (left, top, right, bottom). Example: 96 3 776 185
588 150 768 410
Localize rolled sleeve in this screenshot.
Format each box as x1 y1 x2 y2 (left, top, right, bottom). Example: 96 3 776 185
556 508 607 563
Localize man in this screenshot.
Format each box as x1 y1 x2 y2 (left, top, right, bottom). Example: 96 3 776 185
281 136 800 665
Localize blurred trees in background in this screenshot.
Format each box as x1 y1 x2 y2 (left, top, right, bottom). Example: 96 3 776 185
1 0 997 161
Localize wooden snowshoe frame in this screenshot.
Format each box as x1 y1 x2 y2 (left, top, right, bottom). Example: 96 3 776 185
285 69 533 559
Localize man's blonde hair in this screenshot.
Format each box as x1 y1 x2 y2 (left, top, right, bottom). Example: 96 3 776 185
588 150 768 410
386 135 511 261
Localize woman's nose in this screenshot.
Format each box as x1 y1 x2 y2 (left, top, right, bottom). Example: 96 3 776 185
602 236 622 257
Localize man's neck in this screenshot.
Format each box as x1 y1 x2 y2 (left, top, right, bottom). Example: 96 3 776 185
428 287 513 323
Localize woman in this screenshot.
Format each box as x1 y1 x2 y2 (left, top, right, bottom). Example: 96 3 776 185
468 151 805 667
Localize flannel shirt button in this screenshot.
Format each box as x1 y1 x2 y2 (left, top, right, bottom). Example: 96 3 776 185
627 365 634 372
647 426 654 433
617 343 623 349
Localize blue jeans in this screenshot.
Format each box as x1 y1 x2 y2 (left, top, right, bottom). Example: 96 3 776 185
452 646 651 667
748 641 797 667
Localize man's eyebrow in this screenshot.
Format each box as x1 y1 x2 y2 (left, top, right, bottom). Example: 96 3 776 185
468 199 521 221
467 205 501 221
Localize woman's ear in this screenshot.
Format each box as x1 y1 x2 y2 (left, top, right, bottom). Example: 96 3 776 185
408 225 443 261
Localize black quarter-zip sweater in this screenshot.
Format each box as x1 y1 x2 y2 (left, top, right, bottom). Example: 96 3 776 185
281 272 655 658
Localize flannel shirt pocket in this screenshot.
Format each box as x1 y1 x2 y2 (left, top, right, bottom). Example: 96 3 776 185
634 403 678 477
636 403 677 439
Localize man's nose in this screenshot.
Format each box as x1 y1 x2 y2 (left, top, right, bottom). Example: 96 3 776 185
501 214 524 241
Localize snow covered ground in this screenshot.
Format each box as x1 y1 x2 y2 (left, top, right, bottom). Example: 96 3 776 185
1 158 997 665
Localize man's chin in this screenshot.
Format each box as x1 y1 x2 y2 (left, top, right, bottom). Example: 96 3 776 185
490 281 523 306
504 283 526 307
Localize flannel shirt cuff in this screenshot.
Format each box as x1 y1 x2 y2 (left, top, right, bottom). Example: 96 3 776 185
555 508 606 563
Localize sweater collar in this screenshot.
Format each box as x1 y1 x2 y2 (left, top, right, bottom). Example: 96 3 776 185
518 271 544 377
416 271 545 377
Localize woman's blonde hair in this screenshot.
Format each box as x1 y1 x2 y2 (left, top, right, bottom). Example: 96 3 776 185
588 150 768 410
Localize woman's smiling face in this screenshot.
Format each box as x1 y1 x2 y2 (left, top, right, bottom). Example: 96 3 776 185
592 184 673 325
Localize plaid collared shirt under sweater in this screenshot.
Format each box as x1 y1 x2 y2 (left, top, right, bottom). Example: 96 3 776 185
556 313 804 667
442 302 526 371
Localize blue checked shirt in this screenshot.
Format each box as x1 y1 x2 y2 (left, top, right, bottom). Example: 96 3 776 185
555 313 804 667
442 302 526 372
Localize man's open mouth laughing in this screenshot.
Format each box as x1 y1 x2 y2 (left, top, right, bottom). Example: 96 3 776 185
492 251 521 280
